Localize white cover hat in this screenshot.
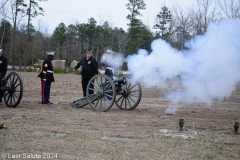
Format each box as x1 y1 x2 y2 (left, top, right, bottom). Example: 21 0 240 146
106 49 113 53
46 51 55 56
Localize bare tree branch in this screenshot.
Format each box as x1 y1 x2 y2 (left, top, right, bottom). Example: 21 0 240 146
218 0 240 19
0 0 9 10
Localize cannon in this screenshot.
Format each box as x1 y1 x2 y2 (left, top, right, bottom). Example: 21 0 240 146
0 72 23 107
70 74 142 112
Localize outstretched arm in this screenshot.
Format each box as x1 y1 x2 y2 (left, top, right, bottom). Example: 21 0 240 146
73 60 82 72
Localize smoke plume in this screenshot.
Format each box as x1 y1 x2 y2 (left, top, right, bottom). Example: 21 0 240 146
126 19 240 109
101 51 125 70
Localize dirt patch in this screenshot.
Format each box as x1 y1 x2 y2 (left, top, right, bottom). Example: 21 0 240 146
0 72 240 160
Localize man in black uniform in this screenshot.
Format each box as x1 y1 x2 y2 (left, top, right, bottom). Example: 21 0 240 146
0 49 8 105
73 49 98 97
38 52 55 104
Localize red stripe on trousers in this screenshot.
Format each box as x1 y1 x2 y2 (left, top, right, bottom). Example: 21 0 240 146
42 81 46 104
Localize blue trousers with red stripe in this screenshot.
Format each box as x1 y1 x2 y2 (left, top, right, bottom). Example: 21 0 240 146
41 80 51 104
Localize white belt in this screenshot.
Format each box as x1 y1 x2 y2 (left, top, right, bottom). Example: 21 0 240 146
47 70 53 73
106 67 114 74
106 67 113 70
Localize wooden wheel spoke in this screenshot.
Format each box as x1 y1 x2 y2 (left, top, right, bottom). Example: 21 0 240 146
4 72 23 107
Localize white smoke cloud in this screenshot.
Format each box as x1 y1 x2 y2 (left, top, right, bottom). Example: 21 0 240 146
126 19 240 109
101 51 125 70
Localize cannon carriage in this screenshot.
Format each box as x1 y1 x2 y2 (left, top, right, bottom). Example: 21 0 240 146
0 72 23 107
70 74 142 112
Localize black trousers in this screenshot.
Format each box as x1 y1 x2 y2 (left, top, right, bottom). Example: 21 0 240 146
0 76 5 102
82 77 94 97
0 89 3 102
41 80 52 104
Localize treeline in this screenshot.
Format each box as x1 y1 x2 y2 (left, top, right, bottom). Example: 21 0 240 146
0 0 240 70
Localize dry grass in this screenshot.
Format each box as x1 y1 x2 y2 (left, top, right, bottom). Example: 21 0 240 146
0 72 240 160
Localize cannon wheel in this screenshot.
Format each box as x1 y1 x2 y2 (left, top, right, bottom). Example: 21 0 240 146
115 77 142 110
86 74 116 112
4 72 23 107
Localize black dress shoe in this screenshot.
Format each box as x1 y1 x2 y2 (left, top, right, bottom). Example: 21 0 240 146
47 102 53 105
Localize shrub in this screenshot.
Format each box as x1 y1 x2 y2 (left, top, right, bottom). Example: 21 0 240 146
68 68 74 73
54 67 66 73
17 69 24 72
75 69 82 75
27 68 33 72
118 71 124 77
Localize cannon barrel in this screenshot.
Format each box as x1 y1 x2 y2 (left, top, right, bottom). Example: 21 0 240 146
100 76 127 88
112 76 127 85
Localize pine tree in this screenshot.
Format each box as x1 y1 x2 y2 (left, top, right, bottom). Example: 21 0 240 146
153 6 172 40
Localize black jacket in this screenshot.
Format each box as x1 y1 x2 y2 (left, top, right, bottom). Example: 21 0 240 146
75 56 98 79
0 55 8 78
38 59 55 83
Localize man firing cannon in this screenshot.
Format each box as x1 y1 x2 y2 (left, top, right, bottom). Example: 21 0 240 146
70 50 142 112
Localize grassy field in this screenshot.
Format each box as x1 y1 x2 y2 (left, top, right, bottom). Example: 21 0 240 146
0 72 240 160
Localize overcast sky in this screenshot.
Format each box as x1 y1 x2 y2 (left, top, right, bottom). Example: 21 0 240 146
31 0 194 33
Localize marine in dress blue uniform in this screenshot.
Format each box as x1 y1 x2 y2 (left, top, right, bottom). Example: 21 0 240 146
101 50 116 80
38 51 55 104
